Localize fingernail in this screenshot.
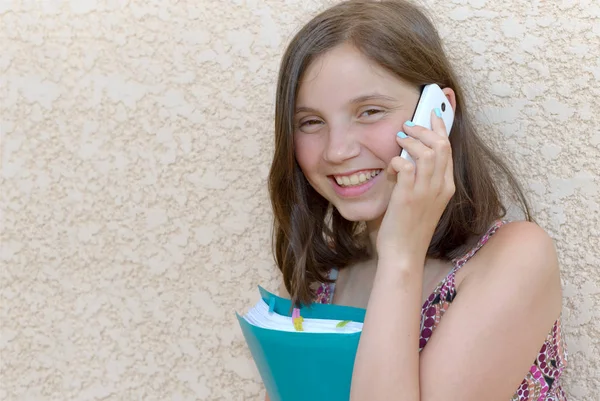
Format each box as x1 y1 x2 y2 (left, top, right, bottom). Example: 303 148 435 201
405 120 415 127
397 131 408 138
434 108 442 118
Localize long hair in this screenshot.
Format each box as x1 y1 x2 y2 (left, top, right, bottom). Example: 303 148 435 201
268 0 532 307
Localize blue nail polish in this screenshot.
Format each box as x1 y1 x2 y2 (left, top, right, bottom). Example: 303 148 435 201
397 131 408 138
434 108 442 118
405 120 415 127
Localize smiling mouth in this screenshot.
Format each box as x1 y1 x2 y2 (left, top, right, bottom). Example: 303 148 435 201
332 169 382 187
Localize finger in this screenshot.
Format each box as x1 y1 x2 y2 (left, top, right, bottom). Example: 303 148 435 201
396 132 431 164
396 132 434 191
430 107 455 199
402 117 446 147
430 107 448 138
390 156 415 192
434 108 455 199
427 109 452 191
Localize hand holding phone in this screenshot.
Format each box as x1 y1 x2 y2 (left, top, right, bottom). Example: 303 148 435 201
377 84 456 260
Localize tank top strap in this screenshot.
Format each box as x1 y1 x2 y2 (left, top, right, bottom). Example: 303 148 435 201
327 268 339 304
450 219 509 274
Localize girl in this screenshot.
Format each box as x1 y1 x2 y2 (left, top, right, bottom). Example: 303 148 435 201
265 1 567 400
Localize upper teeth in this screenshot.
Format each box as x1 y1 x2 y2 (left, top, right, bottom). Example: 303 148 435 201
334 170 381 187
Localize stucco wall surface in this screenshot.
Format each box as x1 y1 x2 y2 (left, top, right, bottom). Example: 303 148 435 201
1 0 599 400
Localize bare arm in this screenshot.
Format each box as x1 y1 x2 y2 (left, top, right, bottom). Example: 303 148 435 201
350 222 563 401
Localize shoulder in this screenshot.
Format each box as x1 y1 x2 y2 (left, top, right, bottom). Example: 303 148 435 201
477 220 558 272
460 220 562 311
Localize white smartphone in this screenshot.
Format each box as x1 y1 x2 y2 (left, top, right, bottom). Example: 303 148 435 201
400 84 454 163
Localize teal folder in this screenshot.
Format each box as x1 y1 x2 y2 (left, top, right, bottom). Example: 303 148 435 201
236 286 366 401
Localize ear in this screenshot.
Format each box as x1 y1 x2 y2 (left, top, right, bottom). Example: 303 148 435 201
442 87 457 112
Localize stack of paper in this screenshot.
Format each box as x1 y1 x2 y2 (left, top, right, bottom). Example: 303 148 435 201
242 298 363 334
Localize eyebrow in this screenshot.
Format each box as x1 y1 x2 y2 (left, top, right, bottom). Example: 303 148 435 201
349 93 398 104
295 93 398 114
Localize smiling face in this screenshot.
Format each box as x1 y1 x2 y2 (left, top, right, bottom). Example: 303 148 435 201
294 43 421 223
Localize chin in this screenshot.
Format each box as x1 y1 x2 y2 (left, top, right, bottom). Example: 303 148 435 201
333 203 386 223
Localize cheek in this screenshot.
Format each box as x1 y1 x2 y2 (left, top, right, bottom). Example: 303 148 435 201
362 120 403 162
294 134 320 173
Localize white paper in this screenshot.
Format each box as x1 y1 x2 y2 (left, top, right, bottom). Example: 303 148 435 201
242 299 363 334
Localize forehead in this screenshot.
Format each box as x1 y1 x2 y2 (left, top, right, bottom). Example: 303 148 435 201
296 43 413 106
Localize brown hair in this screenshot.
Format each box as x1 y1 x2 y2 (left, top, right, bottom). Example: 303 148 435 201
268 0 532 307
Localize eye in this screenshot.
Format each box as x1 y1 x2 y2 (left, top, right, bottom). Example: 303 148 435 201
300 119 323 127
297 118 325 133
360 109 383 118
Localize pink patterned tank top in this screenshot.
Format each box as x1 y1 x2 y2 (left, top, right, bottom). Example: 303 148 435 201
314 220 568 401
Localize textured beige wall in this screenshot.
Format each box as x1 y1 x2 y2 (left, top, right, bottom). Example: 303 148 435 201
1 0 599 400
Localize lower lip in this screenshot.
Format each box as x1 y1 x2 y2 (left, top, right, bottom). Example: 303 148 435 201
330 172 381 198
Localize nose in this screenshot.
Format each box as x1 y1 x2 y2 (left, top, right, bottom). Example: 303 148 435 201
323 125 360 164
